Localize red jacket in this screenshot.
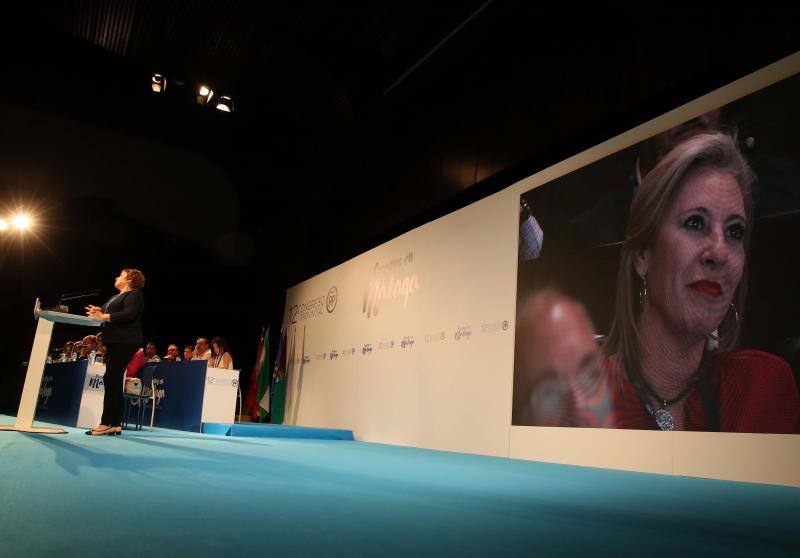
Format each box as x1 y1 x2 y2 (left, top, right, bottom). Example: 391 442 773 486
125 348 146 378
574 350 800 433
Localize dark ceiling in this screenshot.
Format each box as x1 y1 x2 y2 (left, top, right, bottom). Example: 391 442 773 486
0 1 797 407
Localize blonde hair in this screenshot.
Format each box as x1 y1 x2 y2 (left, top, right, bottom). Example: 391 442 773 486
123 268 146 289
604 132 755 381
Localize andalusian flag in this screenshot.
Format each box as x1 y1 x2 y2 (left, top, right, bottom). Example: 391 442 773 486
270 326 288 424
246 326 269 421
255 327 271 421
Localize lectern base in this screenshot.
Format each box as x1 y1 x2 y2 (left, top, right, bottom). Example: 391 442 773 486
0 425 66 434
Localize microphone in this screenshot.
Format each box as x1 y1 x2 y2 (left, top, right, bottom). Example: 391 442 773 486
53 289 102 313
519 198 544 261
59 289 102 303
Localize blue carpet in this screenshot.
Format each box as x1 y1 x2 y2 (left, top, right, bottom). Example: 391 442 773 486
1 415 798 557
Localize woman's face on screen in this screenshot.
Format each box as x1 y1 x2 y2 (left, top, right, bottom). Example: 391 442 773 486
641 167 746 339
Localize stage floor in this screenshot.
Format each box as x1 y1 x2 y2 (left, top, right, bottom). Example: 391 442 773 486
1 415 798 557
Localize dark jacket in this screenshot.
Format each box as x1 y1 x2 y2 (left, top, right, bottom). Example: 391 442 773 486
101 289 144 344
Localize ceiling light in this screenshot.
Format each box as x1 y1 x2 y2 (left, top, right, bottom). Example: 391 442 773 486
151 73 167 93
12 214 31 230
197 85 214 105
215 96 234 113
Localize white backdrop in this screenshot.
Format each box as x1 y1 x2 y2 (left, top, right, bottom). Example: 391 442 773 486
283 52 800 487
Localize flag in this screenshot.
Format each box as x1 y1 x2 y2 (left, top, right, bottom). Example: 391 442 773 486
256 327 271 421
270 325 288 424
246 326 268 421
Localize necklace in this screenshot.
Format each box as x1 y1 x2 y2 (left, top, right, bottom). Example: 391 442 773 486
634 372 700 431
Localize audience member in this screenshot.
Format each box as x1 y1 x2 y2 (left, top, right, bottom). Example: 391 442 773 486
78 335 98 359
145 341 161 363
193 337 212 361
95 332 107 362
210 337 234 369
163 344 181 361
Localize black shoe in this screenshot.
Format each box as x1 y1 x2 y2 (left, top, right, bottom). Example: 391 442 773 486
85 425 119 436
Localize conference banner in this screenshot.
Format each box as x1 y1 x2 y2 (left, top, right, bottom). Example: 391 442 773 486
282 54 800 480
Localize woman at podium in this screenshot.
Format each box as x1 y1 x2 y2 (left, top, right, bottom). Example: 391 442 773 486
84 269 145 436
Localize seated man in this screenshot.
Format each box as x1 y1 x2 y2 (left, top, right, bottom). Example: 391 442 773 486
78 335 98 360
145 342 161 363
95 332 107 363
63 341 76 361
163 344 181 361
183 345 194 362
192 337 212 361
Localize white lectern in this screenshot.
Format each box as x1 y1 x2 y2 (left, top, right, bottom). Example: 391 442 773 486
0 299 102 434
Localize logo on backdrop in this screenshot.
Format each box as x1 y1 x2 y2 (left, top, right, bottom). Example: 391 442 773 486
362 343 373 355
363 251 421 318
481 320 510 335
401 336 415 349
454 326 472 341
329 350 339 360
289 286 338 323
88 374 104 389
315 353 326 361
425 331 447 343
152 377 166 402
326 287 338 313
378 340 395 350
38 376 53 408
206 376 238 387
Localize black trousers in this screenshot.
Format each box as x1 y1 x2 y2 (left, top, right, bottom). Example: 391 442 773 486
100 343 139 427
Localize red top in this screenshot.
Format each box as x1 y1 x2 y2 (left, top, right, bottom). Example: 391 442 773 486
125 348 146 378
573 350 800 433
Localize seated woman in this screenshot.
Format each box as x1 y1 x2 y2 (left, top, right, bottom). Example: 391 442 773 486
95 332 107 363
578 132 799 432
210 337 234 369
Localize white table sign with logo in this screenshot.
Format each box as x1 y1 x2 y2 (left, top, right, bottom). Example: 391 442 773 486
201 368 239 424
76 363 107 428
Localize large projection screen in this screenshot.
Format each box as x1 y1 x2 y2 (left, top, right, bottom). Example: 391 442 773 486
282 52 800 487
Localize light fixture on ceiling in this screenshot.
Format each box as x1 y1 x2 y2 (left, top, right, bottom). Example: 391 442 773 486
11 213 32 230
215 96 234 113
151 73 167 93
197 84 214 105
0 218 8 231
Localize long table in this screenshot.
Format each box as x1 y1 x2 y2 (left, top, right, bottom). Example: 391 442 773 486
34 360 239 431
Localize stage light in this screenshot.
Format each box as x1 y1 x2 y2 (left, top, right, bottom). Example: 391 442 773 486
151 73 167 93
0 218 8 231
215 96 234 113
197 85 214 105
12 214 31 230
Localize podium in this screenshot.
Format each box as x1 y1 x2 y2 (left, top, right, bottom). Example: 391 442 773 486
0 299 101 434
